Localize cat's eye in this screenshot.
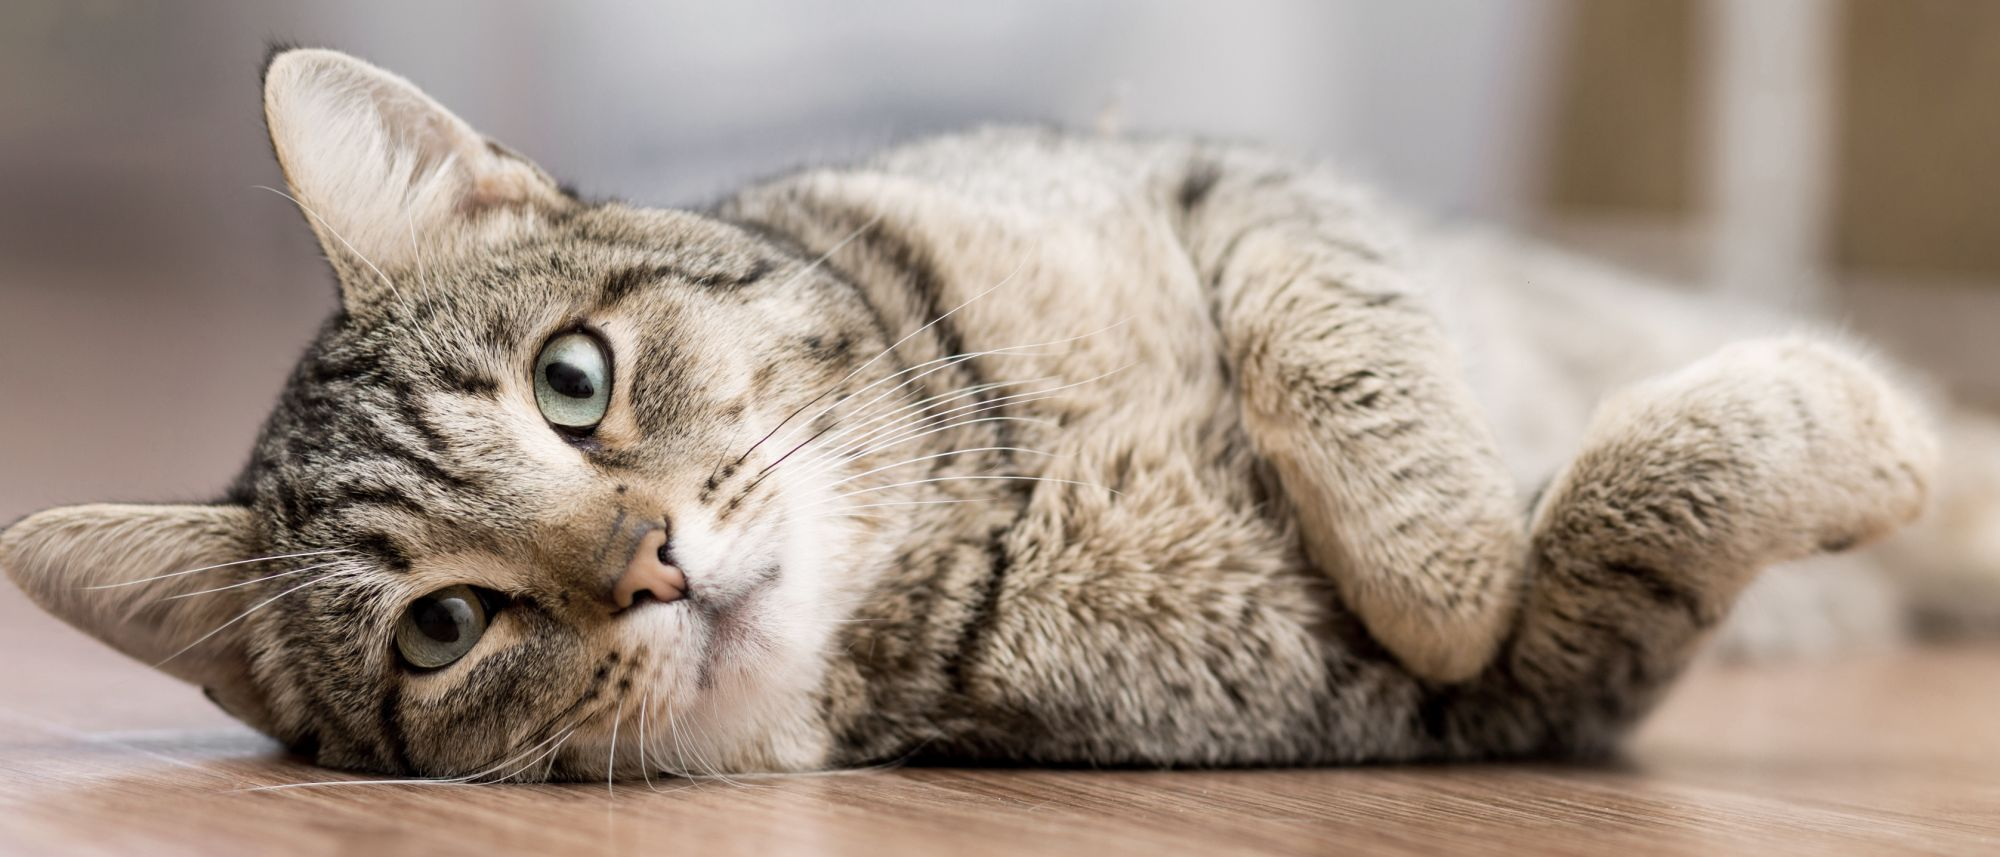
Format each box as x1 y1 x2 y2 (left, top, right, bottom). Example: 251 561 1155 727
533 331 612 431
394 584 491 670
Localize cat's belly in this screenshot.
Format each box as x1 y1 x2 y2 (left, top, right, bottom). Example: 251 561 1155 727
910 227 1432 765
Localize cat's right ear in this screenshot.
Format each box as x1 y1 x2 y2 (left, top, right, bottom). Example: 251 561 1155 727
260 47 575 308
0 503 277 730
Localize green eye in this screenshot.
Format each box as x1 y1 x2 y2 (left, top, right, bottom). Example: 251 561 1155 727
534 331 612 431
395 584 489 669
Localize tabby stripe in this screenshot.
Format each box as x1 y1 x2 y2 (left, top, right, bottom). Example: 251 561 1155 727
846 214 1015 459
378 683 413 773
944 536 1014 695
1601 560 1710 626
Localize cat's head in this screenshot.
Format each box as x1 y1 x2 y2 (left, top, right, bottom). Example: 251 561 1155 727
1 48 900 778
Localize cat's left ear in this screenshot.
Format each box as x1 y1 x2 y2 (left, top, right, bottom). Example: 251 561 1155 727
1 503 277 731
261 47 574 306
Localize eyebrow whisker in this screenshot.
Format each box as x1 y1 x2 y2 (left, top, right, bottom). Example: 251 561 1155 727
161 561 345 600
82 549 350 590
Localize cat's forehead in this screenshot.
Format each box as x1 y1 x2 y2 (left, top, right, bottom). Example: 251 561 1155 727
233 209 796 549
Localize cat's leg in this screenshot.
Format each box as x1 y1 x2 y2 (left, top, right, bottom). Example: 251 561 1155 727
1178 157 1525 682
1439 335 1934 756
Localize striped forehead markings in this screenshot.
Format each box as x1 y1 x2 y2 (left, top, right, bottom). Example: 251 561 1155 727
596 256 776 306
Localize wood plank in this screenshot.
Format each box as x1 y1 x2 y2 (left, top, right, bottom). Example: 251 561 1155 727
2 587 1997 856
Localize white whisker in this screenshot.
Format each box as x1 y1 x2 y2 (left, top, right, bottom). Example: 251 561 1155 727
154 574 335 669
818 474 1118 507
239 724 579 792
797 391 1064 479
740 257 1021 466
774 212 885 292
683 715 755 790
758 350 1016 474
664 703 706 788
474 722 588 785
827 448 1053 489
255 185 399 298
83 549 349 590
794 416 1056 489
831 497 1006 512
803 364 1130 479
638 684 667 792
162 561 344 600
762 496 1007 532
785 378 1051 474
764 317 1123 467
606 694 623 796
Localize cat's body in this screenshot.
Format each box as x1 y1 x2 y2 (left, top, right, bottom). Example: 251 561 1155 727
2 50 1983 781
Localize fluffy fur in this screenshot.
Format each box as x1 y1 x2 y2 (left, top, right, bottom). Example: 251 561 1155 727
3 49 1988 780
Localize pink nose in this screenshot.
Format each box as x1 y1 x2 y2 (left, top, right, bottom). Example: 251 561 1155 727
613 528 687 610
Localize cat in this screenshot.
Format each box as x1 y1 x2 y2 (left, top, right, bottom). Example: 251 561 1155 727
2 47 1987 781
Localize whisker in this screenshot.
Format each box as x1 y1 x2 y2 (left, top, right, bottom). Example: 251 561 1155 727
751 352 1012 481
773 212 885 292
802 415 1058 485
768 333 1128 487
255 185 399 298
738 416 1051 502
83 549 349 590
651 691 753 789
162 561 344 600
240 725 580 792
802 364 1130 479
826 448 1054 489
814 474 1118 508
637 684 664 792
606 694 623 796
756 280 1042 457
683 714 755 790
154 574 336 669
762 316 1123 468
829 497 1006 512
797 392 1062 479
733 255 1017 468
760 496 1006 533
664 703 709 788
474 723 582 785
481 726 580 785
784 378 1050 473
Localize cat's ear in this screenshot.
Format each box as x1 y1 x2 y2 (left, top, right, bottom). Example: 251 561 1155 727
261 47 573 306
1 503 276 729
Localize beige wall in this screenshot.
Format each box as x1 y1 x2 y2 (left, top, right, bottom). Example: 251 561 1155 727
1835 0 2000 278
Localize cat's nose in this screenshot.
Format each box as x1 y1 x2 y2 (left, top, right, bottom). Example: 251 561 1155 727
613 528 687 610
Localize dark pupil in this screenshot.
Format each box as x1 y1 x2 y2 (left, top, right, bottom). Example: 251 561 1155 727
545 361 594 399
413 597 468 644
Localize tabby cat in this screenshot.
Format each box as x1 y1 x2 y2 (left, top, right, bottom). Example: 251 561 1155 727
5 48 1981 781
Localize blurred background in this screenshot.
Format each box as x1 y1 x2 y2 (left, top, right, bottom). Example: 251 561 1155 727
1 0 1996 525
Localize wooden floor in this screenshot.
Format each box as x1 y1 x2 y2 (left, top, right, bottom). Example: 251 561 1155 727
1 588 1996 857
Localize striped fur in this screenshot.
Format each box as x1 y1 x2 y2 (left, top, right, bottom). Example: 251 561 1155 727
0 49 1963 780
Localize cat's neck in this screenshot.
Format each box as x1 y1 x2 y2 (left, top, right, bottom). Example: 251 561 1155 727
813 441 1034 763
